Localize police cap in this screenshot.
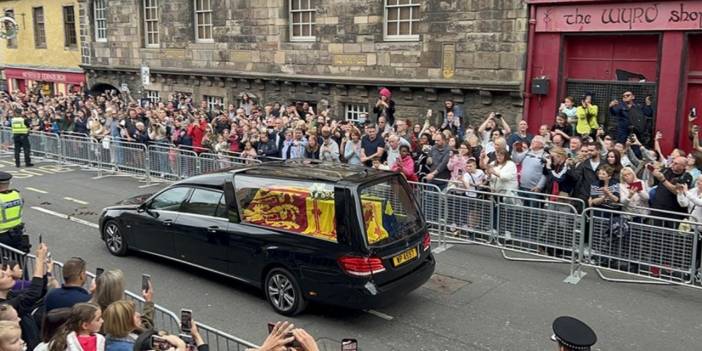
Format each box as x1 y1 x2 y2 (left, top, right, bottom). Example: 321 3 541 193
552 316 597 350
0 172 12 182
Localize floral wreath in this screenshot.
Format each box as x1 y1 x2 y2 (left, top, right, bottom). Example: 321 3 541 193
0 17 18 40
309 183 334 200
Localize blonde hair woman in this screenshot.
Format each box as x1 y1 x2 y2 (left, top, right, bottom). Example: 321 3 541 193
103 301 142 351
619 166 649 215
91 270 125 313
91 270 154 331
0 321 24 351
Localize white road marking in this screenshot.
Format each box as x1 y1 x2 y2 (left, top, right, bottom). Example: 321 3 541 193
25 187 48 194
30 206 99 229
365 309 394 321
69 217 100 229
432 244 453 254
30 206 68 219
63 197 89 205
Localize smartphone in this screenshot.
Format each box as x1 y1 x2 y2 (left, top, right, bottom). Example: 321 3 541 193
495 112 502 119
39 235 42 244
646 163 656 172
142 274 151 292
692 107 697 118
267 323 302 348
96 267 104 278
151 335 172 351
180 309 193 334
341 339 358 351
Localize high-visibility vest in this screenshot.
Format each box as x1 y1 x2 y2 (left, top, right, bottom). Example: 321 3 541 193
0 191 23 232
11 117 28 135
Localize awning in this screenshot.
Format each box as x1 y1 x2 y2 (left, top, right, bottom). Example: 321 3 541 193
3 67 85 85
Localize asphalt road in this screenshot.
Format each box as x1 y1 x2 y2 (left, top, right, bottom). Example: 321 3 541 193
9 155 702 351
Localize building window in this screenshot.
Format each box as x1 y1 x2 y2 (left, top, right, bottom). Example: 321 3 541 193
344 103 369 123
384 0 419 41
194 0 213 42
145 90 161 103
94 0 107 42
4 10 17 48
32 7 46 48
143 0 159 47
204 95 223 111
289 0 315 42
63 6 77 48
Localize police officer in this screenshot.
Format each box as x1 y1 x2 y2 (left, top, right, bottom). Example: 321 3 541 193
0 172 29 252
11 109 33 168
551 316 597 350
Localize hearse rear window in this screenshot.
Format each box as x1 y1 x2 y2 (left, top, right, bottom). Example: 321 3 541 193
235 176 339 243
358 176 422 246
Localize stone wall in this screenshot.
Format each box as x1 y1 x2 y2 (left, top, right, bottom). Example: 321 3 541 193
82 0 529 126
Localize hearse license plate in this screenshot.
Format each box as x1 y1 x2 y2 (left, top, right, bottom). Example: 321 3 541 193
392 247 418 267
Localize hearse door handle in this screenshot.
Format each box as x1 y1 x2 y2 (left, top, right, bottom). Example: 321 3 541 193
163 219 173 227
207 225 219 233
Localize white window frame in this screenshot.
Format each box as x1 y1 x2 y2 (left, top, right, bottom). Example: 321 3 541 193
94 0 107 42
143 0 159 47
204 95 223 111
145 90 161 103
289 0 316 42
344 103 369 123
194 0 213 43
383 0 420 42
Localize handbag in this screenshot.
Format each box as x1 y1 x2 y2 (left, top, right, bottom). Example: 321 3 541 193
678 202 696 233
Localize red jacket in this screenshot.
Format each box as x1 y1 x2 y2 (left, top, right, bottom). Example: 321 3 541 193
187 120 208 152
391 155 418 182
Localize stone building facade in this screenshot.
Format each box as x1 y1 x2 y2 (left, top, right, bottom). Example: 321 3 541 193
79 0 528 126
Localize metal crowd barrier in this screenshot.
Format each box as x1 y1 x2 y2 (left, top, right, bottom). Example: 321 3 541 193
4 126 702 290
409 181 701 288
581 207 699 285
0 127 263 181
0 242 259 350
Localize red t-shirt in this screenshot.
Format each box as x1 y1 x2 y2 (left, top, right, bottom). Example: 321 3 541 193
77 334 97 351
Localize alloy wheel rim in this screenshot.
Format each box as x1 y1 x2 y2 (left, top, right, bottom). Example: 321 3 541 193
268 273 295 311
105 223 122 252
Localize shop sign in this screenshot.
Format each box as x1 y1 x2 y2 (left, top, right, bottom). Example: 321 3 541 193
141 65 150 86
20 71 66 82
536 1 702 32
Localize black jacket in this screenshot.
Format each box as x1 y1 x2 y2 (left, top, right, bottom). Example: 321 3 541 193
2 277 47 350
567 158 600 210
373 100 396 126
257 139 278 159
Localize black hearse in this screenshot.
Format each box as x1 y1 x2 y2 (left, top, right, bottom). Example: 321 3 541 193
99 161 435 315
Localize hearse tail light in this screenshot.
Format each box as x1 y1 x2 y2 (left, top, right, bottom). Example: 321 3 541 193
338 256 386 277
422 232 431 252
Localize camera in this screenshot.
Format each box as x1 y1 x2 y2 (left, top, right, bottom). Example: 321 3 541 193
150 336 172 351
494 112 502 119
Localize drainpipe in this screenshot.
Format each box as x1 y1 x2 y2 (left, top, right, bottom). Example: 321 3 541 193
523 5 537 123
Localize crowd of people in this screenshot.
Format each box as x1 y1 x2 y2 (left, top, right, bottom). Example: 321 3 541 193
0 243 325 351
1 87 700 225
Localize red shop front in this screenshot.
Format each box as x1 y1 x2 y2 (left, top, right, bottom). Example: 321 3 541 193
524 0 702 152
3 67 85 96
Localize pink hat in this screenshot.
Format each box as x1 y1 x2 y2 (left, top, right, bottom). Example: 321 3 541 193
379 87 392 98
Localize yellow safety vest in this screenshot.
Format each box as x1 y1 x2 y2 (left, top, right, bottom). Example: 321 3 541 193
0 191 23 232
11 117 28 135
